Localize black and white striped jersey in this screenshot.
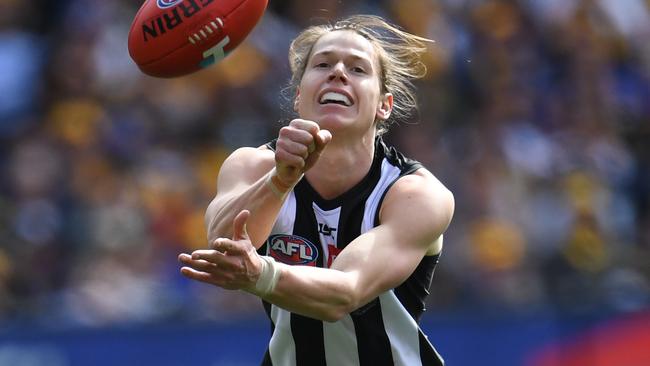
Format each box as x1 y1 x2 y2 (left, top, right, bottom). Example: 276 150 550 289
259 137 444 366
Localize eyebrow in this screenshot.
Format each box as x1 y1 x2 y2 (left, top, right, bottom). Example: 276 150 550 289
312 50 373 65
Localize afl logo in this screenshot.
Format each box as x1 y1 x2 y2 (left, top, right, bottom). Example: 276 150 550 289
268 235 319 266
156 0 183 9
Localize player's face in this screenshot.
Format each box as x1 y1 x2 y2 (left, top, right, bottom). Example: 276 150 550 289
295 30 392 134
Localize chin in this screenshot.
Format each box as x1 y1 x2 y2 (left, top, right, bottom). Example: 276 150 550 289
318 118 349 132
316 118 352 132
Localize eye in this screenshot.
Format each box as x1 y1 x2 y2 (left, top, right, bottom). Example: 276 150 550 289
315 62 329 68
351 66 366 74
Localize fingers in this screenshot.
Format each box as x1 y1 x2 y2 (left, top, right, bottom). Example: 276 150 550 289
278 121 317 148
289 119 319 135
276 138 310 159
189 249 226 261
178 253 221 285
179 266 239 290
178 253 217 272
179 248 239 271
178 250 246 289
179 266 213 283
276 119 331 179
275 139 308 170
287 119 331 156
210 237 245 254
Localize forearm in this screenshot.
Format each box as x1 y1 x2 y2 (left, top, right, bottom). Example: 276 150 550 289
261 264 359 322
206 168 291 247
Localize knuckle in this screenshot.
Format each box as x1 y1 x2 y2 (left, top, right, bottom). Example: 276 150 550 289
278 126 292 138
294 143 308 156
275 144 287 154
290 156 305 167
291 119 318 132
289 118 305 126
275 149 290 162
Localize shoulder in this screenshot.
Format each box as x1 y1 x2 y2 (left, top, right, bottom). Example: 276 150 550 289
217 145 276 186
223 144 275 167
379 168 454 244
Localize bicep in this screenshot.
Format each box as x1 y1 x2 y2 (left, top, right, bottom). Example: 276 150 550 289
330 171 454 306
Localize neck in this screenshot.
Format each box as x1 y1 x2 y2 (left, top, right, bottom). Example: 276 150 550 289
305 131 377 200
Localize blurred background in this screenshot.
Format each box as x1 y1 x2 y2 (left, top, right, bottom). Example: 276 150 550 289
1 0 649 365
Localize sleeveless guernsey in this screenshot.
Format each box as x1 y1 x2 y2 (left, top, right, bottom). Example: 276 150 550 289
259 137 444 366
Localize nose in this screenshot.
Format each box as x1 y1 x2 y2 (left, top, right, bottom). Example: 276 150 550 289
328 62 348 83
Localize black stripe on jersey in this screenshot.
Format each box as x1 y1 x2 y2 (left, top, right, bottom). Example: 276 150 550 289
289 181 327 365
257 241 269 257
260 300 274 366
261 349 272 366
418 329 444 366
379 139 423 176
393 254 439 322
259 243 274 366
291 314 326 366
335 151 383 249
351 299 394 366
292 182 325 267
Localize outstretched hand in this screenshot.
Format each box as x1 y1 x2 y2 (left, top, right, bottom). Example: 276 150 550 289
179 210 262 291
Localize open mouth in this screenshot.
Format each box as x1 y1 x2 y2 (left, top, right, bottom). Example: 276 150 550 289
319 92 352 106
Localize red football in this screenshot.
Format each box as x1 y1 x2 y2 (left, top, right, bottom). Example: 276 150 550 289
128 0 268 78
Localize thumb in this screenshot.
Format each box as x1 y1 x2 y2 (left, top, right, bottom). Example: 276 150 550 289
232 210 251 241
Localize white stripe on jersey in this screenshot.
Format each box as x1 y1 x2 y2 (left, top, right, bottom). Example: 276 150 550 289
380 291 423 366
268 191 299 365
312 204 341 268
269 305 297 366
362 159 402 232
271 191 297 235
323 314 361 366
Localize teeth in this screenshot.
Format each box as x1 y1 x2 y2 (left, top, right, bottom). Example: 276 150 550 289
320 92 351 106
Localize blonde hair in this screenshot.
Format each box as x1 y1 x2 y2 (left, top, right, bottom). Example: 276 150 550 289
288 15 431 135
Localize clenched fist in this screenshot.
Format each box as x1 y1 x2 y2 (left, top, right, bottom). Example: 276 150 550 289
274 119 332 187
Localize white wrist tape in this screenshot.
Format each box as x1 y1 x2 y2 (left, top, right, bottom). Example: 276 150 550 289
248 255 282 297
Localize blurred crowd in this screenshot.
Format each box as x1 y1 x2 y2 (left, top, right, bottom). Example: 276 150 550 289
0 0 649 329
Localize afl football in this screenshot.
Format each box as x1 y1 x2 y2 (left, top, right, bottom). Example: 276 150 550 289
128 0 268 78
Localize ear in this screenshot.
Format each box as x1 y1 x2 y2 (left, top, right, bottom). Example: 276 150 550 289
294 89 301 112
376 93 393 121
